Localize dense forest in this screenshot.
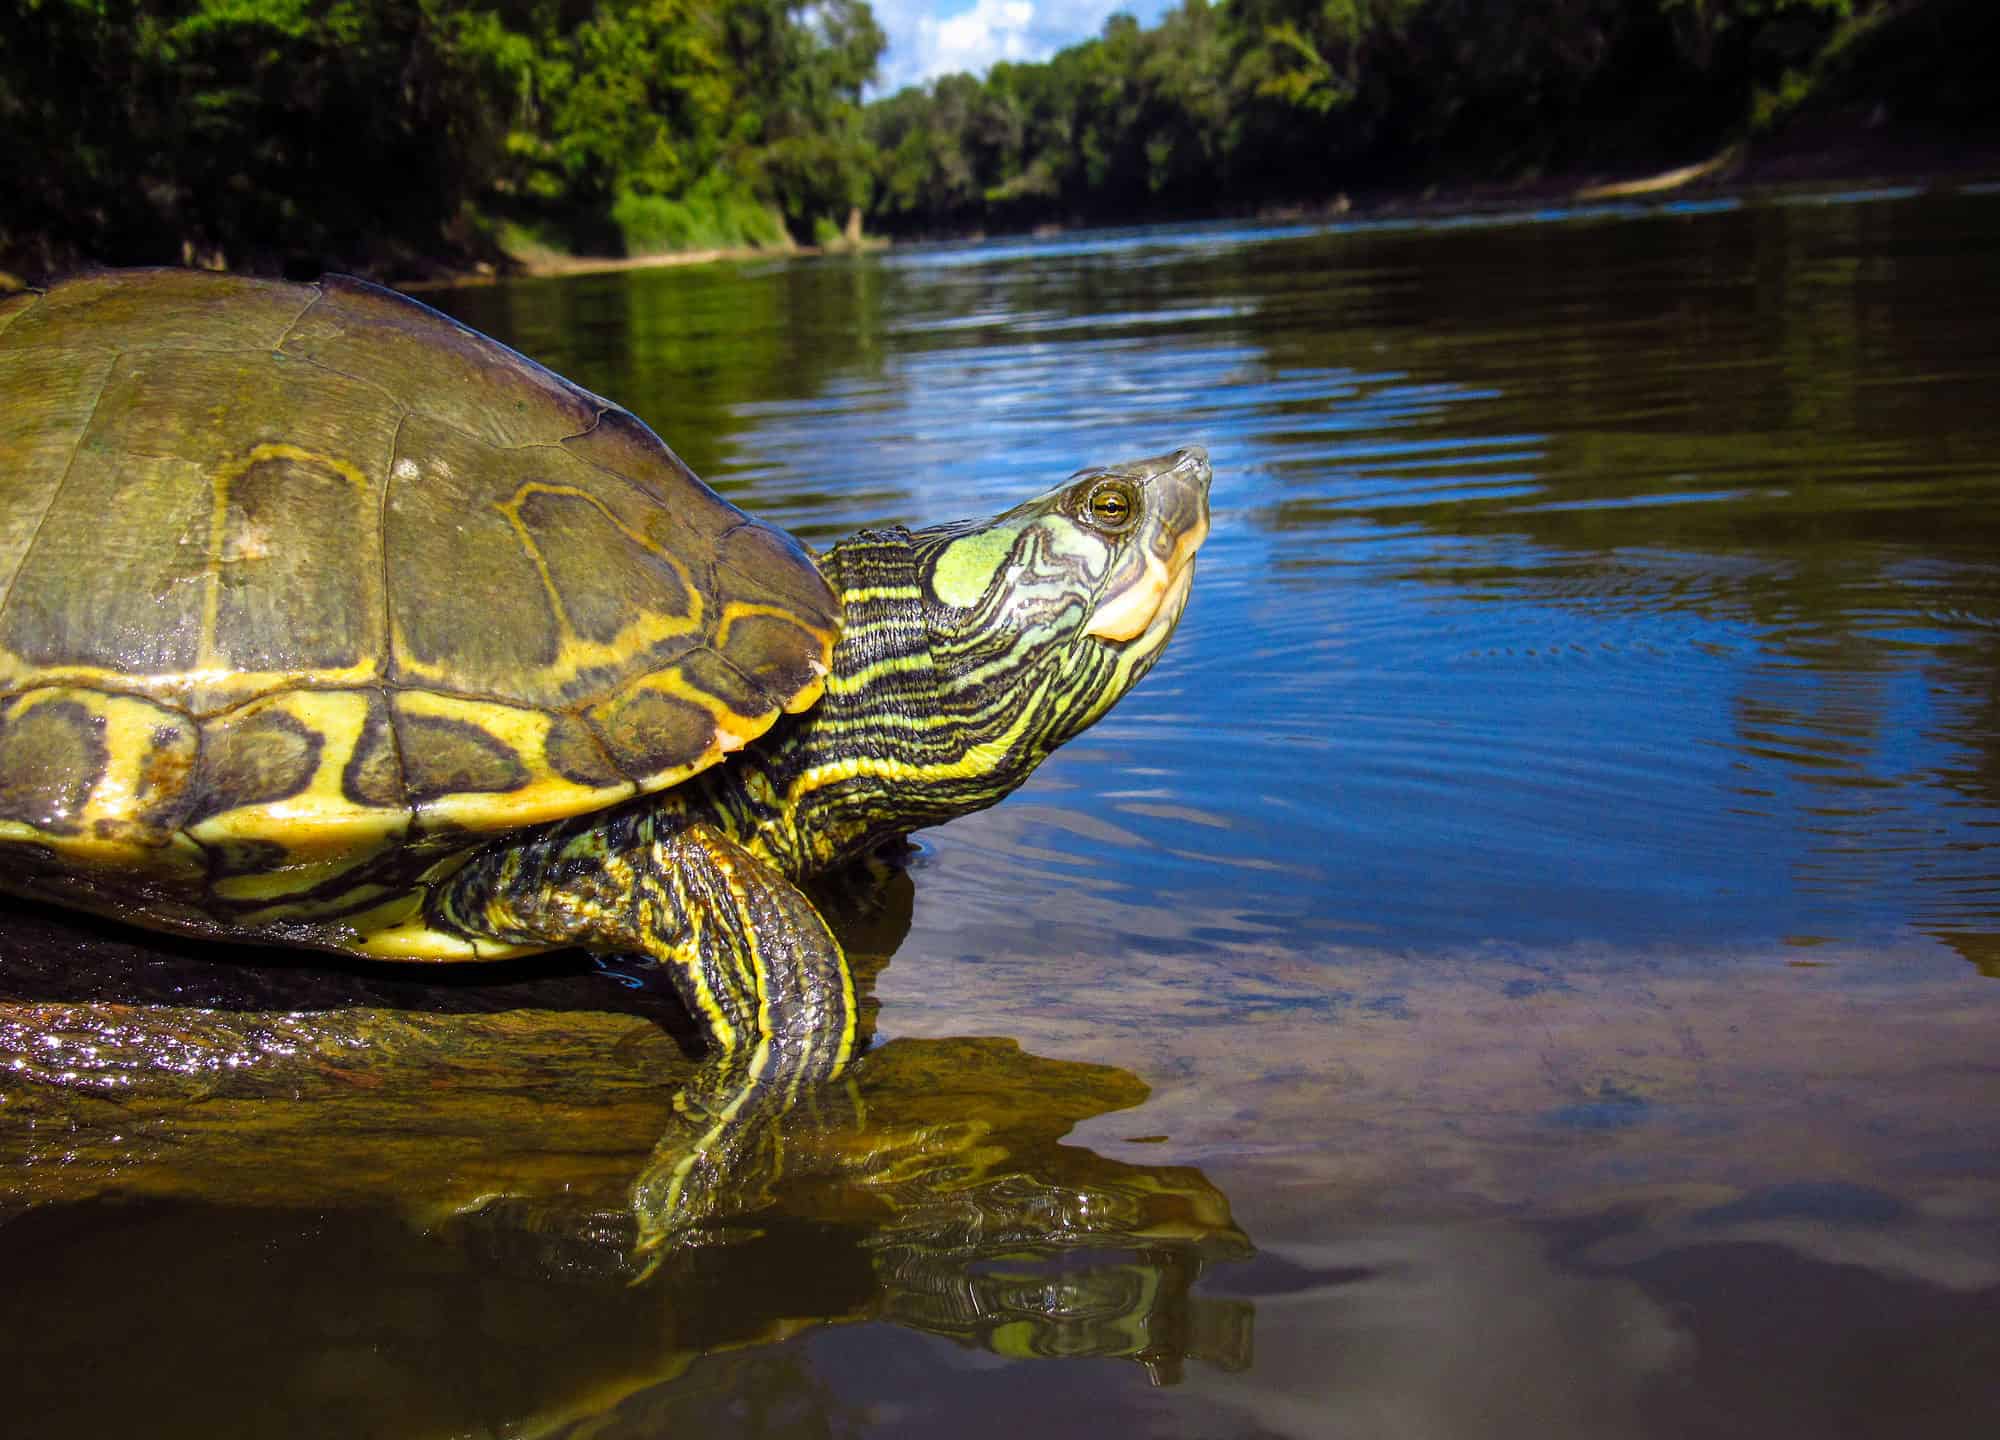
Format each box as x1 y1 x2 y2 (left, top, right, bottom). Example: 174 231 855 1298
1 0 886 273
869 0 1998 233
1 0 1994 278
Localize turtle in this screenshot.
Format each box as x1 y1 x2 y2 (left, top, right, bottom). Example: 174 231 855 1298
0 268 1211 1239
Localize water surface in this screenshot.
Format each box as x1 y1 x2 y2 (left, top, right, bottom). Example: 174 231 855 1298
6 191 2000 1435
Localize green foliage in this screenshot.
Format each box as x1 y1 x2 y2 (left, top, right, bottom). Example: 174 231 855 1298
860 0 1985 239
612 175 788 254
1254 22 1349 115
2 0 885 272
1 0 1988 273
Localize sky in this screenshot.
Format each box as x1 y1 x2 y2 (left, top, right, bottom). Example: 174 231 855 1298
869 0 1181 94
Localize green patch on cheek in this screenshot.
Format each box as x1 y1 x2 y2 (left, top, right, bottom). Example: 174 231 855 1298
931 525 1023 608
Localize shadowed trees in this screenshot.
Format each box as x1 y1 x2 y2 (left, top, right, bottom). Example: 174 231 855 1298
3 0 1992 274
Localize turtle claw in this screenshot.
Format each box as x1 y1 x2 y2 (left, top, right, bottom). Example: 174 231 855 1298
625 1214 768 1286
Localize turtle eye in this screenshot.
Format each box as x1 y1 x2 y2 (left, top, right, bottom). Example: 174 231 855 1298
1083 481 1138 533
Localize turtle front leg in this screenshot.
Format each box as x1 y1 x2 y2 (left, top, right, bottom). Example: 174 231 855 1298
431 806 859 1256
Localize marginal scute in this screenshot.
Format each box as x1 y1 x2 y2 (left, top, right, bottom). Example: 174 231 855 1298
140 723 198 830
398 712 530 801
0 695 105 835
717 606 837 714
187 703 326 824
543 712 625 788
390 690 633 832
186 691 408 868
715 520 843 639
585 675 721 783
677 648 782 737
0 688 198 859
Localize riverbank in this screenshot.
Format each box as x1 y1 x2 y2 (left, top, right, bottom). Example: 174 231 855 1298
430 129 2000 292
7 125 1994 300
398 242 796 292
1250 125 2000 232
394 229 887 292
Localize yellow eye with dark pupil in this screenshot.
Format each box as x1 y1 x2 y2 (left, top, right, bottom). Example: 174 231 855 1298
1088 487 1133 527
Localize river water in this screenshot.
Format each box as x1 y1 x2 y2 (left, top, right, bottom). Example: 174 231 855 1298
5 190 2000 1435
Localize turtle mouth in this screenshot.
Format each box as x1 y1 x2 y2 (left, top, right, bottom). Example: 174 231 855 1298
1084 512 1209 645
1146 554 1198 640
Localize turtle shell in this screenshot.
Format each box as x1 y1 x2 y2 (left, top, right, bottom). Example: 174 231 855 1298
0 270 838 923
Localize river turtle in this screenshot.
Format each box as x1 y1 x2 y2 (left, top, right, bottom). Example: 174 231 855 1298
0 269 1210 1233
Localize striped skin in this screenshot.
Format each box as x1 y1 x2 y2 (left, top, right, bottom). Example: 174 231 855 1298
430 803 857 1255
431 447 1211 1253
689 446 1213 878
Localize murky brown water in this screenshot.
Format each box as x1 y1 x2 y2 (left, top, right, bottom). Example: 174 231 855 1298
5 189 2000 1435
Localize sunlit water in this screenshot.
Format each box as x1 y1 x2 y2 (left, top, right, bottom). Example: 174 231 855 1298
5 192 2000 1435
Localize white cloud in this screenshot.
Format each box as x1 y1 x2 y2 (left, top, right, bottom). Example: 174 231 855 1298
872 0 1178 94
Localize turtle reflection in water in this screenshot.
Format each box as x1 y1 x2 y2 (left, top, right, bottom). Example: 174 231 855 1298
0 891 1252 1432
0 270 1211 1253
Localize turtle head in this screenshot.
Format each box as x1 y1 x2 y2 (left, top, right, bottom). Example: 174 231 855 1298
916 445 1212 742
767 448 1210 869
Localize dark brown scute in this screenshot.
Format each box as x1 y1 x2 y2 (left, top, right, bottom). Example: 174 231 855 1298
136 721 202 834
383 414 566 693
543 712 624 788
718 610 836 707
511 485 696 648
212 448 379 675
585 686 717 780
186 705 326 825
0 699 106 834
675 649 774 723
396 712 531 801
714 522 842 703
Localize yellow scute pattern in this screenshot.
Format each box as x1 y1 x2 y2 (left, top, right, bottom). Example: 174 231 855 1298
0 687 204 879
187 689 407 856
391 689 635 832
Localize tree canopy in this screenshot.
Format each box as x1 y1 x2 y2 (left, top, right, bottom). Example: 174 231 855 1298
1 0 1992 276
1 0 885 273
863 0 1997 237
